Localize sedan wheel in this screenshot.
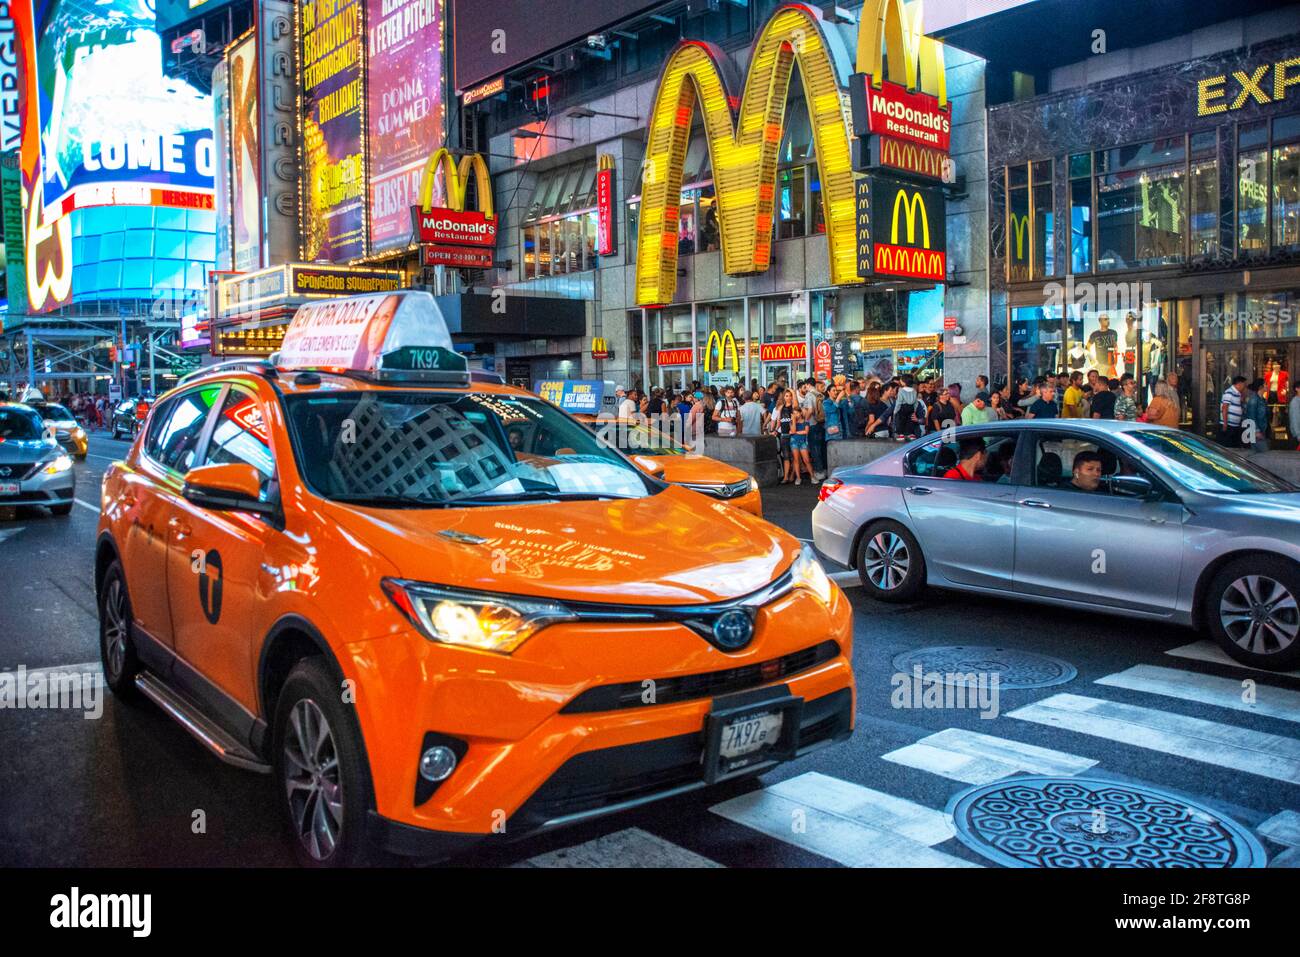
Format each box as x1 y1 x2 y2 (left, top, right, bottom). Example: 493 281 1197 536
864 532 910 591
1207 557 1300 670
1219 574 1299 657
283 699 344 863
856 521 925 602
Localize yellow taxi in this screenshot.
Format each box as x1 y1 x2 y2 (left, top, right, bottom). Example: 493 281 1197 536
569 411 763 517
95 291 853 866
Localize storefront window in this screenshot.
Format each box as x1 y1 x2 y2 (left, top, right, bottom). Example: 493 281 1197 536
1011 305 1062 384
1238 122 1269 258
1032 160 1054 277
1007 165 1031 282
1097 151 1185 270
523 225 537 279
777 166 807 240
1273 114 1300 251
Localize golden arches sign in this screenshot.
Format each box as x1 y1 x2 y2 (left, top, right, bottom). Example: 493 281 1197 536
890 188 931 247
634 5 858 306
856 0 947 106
634 0 951 306
703 330 740 373
417 148 495 217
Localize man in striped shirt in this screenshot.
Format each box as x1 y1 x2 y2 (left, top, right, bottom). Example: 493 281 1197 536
1220 376 1247 447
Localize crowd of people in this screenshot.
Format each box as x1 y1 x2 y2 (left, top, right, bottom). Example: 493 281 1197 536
613 361 1300 487
1219 374 1300 452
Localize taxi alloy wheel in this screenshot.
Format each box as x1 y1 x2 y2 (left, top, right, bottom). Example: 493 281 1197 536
284 699 344 862
857 521 925 603
1208 556 1300 670
98 562 141 698
273 658 378 867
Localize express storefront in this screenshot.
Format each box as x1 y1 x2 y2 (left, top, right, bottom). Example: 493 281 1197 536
990 36 1300 444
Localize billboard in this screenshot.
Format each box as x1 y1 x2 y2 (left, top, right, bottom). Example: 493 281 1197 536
452 0 660 92
856 174 947 282
212 60 232 271
228 32 260 272
366 0 444 253
156 0 240 35
0 7 19 152
299 0 366 262
259 0 299 269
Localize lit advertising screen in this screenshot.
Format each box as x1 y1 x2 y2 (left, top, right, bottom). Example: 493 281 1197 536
300 0 366 262
227 32 260 271
366 0 445 253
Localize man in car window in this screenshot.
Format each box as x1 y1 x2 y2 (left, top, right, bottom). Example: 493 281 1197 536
1069 450 1104 493
943 437 986 481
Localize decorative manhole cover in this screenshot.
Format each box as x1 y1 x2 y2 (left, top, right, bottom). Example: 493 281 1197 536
949 776 1267 868
891 646 1076 690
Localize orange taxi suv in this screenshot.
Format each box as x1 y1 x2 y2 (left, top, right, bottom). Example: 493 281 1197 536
95 291 853 866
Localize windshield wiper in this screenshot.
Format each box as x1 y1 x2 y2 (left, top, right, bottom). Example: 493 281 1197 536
450 490 644 506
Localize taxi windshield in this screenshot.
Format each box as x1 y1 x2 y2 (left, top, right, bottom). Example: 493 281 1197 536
285 391 654 507
587 419 690 456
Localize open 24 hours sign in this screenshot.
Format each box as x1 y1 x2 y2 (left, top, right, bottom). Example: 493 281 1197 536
412 206 497 268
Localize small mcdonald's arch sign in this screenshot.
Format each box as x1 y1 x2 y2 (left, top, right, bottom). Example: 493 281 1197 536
856 174 947 283
591 337 614 360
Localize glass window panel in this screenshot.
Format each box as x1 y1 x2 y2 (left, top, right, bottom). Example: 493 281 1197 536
1033 181 1054 277
627 201 639 263
777 165 807 240
1069 153 1091 179
1239 121 1268 151
1096 162 1185 270
1275 113 1300 145
1191 129 1216 158
1272 142 1300 250
1031 159 1052 184
809 166 826 235
1008 164 1028 188
188 231 216 262
125 206 154 229
153 259 185 291
122 260 153 292
186 262 208 289
523 225 536 279
1190 157 1219 259
188 209 216 232
683 128 712 184
676 192 697 256
585 211 599 269
124 229 154 257
660 306 693 346
779 97 813 165
1238 148 1269 257
569 162 597 211
536 221 552 275
1070 176 1091 272
156 208 186 230
698 190 720 252
564 215 583 273
1011 305 1061 384
1099 138 1185 173
155 229 187 259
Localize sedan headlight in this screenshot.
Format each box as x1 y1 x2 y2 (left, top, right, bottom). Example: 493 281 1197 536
381 579 575 654
42 454 73 475
791 544 833 607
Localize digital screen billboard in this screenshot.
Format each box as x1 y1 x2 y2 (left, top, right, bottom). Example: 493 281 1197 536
228 32 260 271
452 0 660 91
156 0 239 35
366 0 445 253
300 0 366 262
14 0 216 312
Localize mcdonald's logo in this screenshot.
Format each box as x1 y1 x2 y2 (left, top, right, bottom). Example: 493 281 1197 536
858 174 945 282
591 337 613 360
414 148 496 267
891 189 930 247
1008 211 1030 261
703 330 740 373
634 5 859 306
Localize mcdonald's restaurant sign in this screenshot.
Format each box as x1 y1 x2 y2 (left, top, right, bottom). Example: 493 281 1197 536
591 337 614 360
634 0 954 306
759 341 808 363
412 148 497 269
856 173 946 282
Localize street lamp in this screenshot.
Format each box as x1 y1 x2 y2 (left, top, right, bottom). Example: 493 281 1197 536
563 106 640 121
512 129 575 142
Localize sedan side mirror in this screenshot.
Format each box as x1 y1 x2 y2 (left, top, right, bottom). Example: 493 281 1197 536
1109 474 1155 499
183 462 275 515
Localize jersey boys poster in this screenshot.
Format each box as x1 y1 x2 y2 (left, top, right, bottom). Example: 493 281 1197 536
366 0 445 253
300 0 366 261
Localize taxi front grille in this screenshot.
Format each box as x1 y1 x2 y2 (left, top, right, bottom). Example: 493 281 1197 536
559 640 840 714
680 479 751 500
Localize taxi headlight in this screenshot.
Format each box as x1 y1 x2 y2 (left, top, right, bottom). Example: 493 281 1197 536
43 454 73 475
749 477 759 492
381 579 575 654
791 544 833 607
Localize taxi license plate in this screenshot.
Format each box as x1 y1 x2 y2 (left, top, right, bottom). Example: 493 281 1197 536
703 689 802 783
720 712 783 759
0 482 19 496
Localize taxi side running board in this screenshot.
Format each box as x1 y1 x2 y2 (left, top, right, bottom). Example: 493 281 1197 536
135 672 271 774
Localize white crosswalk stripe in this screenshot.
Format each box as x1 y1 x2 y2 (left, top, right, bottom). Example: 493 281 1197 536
514 827 722 868
1165 640 1300 678
1097 664 1300 724
1008 693 1300 784
709 771 979 867
1258 811 1300 848
882 727 1097 785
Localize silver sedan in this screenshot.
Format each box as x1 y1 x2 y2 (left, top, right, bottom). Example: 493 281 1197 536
813 419 1300 671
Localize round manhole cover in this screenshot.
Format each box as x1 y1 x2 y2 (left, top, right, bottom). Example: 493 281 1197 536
891 645 1076 690
949 776 1267 868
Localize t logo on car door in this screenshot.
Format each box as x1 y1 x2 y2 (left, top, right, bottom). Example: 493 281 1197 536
198 549 223 624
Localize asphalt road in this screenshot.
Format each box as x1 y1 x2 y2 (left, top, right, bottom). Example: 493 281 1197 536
1 432 1298 868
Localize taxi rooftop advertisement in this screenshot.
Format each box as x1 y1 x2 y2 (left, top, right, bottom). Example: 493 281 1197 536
2 0 1300 941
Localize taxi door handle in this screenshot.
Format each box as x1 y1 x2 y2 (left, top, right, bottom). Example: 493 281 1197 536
169 516 191 539
1020 499 1052 509
906 486 933 495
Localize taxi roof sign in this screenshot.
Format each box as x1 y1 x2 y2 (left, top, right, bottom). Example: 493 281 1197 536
279 290 470 385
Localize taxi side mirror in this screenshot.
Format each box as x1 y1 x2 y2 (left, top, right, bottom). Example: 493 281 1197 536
183 462 275 515
633 455 667 478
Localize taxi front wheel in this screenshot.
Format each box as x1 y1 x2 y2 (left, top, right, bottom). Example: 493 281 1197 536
99 561 142 699
272 658 381 867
